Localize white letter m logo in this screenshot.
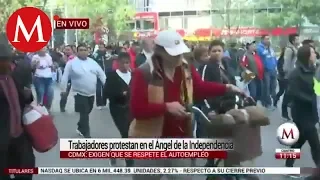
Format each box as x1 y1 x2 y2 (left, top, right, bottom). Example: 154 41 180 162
12 15 46 42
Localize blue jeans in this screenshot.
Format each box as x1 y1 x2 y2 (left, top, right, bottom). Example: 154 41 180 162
262 71 277 107
34 76 54 109
248 78 263 102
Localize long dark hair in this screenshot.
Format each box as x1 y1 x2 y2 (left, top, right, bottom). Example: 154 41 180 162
279 47 286 60
150 45 165 78
297 45 312 66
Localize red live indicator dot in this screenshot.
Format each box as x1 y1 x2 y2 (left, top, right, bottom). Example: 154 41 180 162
53 15 60 21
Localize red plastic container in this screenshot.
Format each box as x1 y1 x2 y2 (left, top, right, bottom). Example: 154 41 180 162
23 106 58 153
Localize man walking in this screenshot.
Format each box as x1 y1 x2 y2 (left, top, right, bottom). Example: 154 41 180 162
93 43 108 109
0 43 35 180
257 35 277 109
61 44 106 138
274 34 299 120
240 40 264 102
135 38 154 67
60 45 75 112
128 41 141 69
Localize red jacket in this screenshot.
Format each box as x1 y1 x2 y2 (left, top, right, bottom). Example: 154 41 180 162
128 48 136 69
240 52 264 80
130 65 227 137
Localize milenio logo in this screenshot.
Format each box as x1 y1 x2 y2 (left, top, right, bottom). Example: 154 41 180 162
277 122 300 146
6 7 52 52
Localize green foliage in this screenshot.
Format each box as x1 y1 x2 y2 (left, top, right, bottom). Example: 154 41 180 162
300 0 320 25
253 0 301 28
60 0 135 38
52 8 64 47
210 0 255 28
0 0 42 32
253 0 320 27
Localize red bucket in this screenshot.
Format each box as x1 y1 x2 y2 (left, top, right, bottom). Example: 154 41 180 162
23 105 58 153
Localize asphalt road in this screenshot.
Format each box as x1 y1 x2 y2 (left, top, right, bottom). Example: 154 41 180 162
33 86 314 180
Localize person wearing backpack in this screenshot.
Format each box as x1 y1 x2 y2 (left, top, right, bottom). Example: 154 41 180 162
275 48 286 100
274 34 299 120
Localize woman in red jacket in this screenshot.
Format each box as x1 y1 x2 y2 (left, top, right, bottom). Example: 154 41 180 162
130 30 242 180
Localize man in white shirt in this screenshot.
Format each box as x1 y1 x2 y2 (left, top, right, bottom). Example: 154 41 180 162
31 47 54 110
61 44 106 138
135 38 154 67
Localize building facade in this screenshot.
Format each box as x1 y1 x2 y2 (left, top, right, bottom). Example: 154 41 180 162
127 0 297 40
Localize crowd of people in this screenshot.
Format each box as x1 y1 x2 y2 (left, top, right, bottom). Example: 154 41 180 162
1 30 320 180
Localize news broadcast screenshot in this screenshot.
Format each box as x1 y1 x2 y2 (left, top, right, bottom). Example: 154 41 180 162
1 1 320 180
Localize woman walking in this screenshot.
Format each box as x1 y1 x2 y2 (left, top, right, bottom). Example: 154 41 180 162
286 45 320 170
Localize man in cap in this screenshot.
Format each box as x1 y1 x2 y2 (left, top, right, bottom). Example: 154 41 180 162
240 40 264 102
0 44 35 180
129 30 243 180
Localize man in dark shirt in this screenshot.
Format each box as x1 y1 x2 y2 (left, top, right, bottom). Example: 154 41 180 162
135 38 154 67
93 43 108 109
0 43 35 180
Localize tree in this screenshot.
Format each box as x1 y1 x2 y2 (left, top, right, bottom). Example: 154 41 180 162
210 0 256 39
61 0 135 40
253 0 320 28
252 0 301 28
0 0 43 32
299 0 320 25
52 8 65 47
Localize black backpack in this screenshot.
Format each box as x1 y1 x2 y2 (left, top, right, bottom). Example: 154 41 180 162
277 47 295 79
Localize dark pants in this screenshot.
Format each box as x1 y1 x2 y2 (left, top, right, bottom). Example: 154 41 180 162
262 71 277 107
275 79 287 100
195 113 202 138
286 105 320 167
75 94 94 137
60 81 71 111
248 78 263 102
33 77 54 109
96 80 106 107
0 134 35 180
109 104 133 166
275 79 291 117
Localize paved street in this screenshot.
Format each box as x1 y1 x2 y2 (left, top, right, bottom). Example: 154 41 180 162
34 86 314 180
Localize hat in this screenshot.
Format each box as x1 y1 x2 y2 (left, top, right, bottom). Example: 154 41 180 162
154 30 190 56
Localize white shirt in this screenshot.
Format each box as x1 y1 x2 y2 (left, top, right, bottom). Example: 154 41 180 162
116 69 131 85
60 57 107 96
143 50 153 60
32 54 53 78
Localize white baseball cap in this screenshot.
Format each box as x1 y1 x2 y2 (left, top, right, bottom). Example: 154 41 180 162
154 30 190 56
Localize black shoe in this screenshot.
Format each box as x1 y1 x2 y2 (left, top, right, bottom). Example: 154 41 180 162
273 99 278 107
125 160 134 167
282 115 291 121
60 108 66 112
284 164 301 178
84 134 91 138
285 161 294 168
305 175 317 180
109 159 116 166
76 129 84 137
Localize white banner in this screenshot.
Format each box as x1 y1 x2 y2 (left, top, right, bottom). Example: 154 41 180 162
60 138 234 151
37 167 300 175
